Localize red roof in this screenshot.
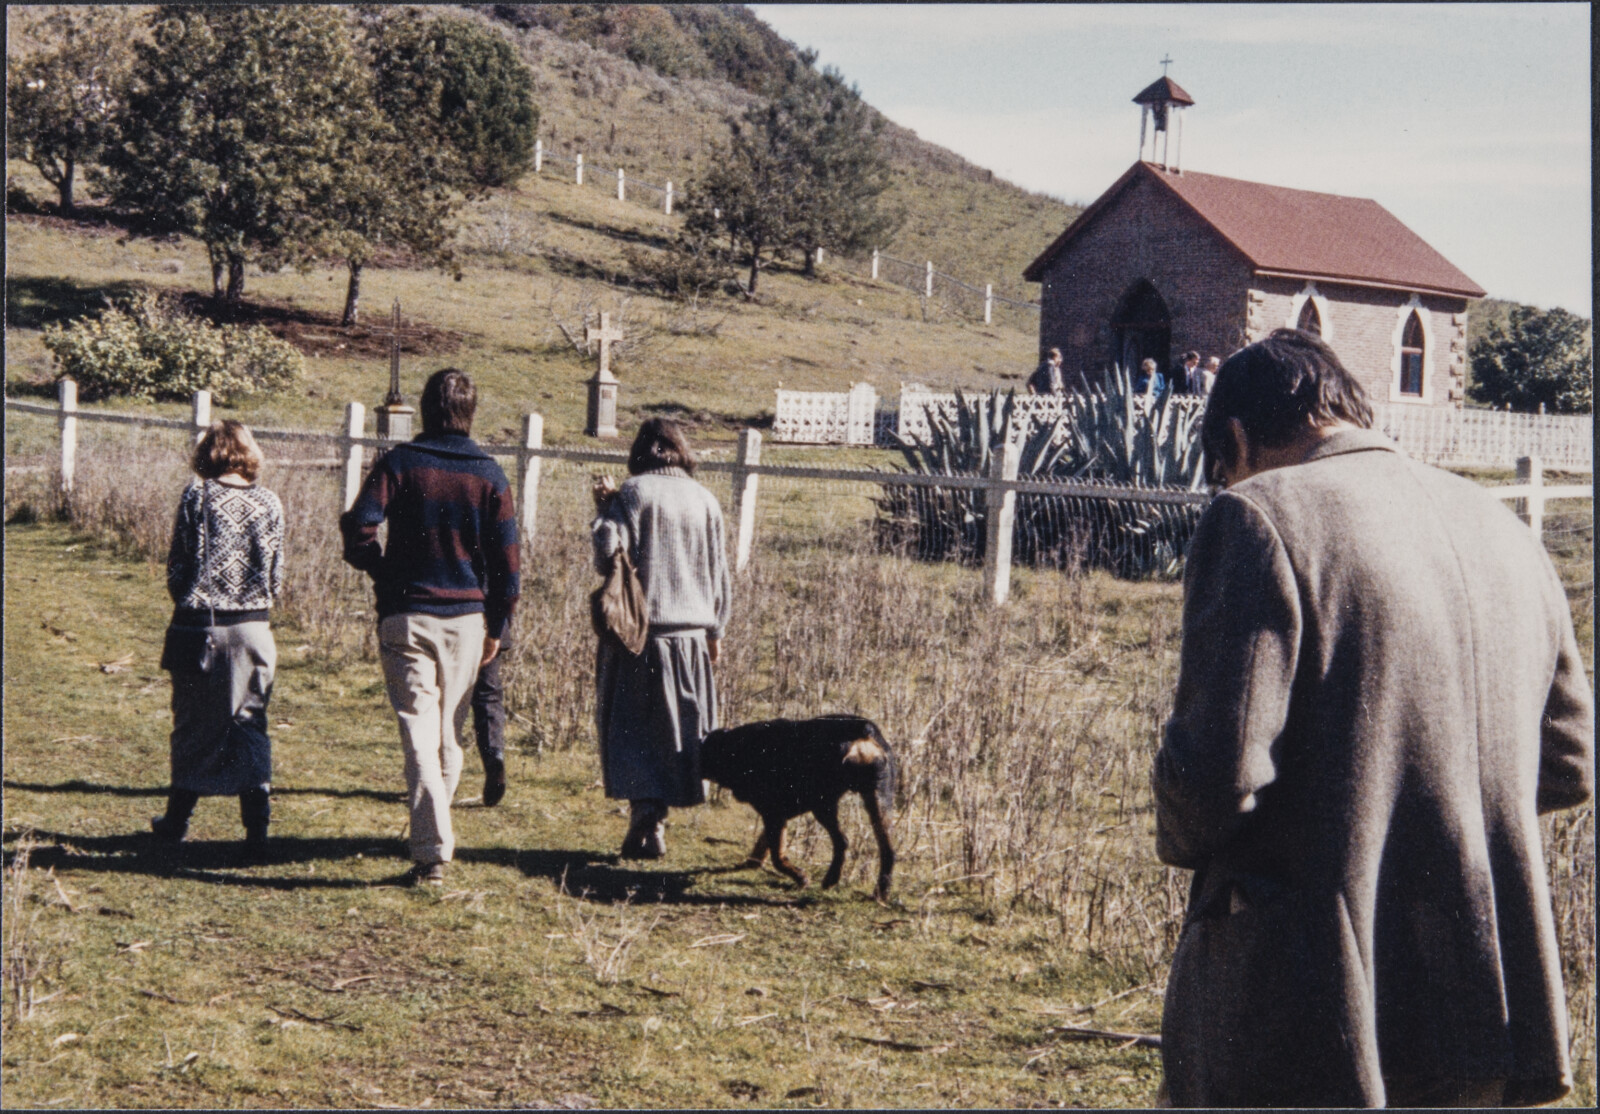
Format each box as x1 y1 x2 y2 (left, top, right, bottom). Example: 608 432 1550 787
1024 162 1485 298
1132 77 1194 106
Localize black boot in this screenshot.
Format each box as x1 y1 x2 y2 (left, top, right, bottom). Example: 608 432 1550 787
482 756 507 807
151 789 199 843
240 787 271 854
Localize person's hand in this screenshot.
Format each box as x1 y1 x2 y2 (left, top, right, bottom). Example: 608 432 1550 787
707 635 721 664
480 637 501 667
591 473 618 509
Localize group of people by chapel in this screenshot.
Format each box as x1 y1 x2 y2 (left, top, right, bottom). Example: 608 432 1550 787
1028 346 1218 397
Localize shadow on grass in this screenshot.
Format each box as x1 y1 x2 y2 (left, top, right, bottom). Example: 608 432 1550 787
3 778 404 803
2 823 807 906
5 275 145 331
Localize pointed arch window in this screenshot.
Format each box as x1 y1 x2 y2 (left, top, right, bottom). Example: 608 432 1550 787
1399 311 1425 396
1296 298 1323 337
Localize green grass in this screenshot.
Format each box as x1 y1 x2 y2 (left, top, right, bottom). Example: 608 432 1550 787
3 519 1167 1109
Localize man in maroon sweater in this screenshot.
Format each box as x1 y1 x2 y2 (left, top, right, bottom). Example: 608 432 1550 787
341 368 520 886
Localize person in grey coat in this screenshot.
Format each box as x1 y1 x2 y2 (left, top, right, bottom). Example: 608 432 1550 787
154 420 285 852
1154 329 1593 1107
592 418 731 859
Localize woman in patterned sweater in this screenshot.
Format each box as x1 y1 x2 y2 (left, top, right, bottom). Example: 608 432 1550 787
153 420 285 852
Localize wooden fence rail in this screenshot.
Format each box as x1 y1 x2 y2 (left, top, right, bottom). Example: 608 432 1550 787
6 384 1589 605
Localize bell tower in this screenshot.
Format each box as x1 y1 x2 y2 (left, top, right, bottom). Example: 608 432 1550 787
1133 59 1194 172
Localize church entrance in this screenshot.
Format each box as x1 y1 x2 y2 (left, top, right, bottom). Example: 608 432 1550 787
1110 280 1172 377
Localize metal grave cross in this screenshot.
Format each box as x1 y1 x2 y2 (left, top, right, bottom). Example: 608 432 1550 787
585 311 623 382
383 299 405 406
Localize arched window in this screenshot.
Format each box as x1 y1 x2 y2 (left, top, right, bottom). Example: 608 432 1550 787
1399 311 1425 396
1296 298 1322 337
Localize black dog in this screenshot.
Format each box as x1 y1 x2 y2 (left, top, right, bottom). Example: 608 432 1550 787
700 715 896 899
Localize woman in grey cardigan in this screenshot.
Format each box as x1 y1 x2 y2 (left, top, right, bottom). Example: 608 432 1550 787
153 420 284 852
592 419 731 859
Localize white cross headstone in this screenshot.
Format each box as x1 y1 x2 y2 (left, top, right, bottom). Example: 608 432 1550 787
585 311 624 438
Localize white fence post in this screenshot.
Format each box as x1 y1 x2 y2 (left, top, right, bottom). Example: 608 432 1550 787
342 401 365 511
815 247 825 267
871 248 879 280
732 428 762 572
518 412 543 550
925 260 934 299
534 138 542 174
984 284 993 325
1516 455 1544 542
58 377 77 495
191 389 211 443
575 153 583 186
617 167 625 202
983 437 1021 606
665 180 673 215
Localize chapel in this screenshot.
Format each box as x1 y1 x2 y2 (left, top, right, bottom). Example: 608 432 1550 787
1023 74 1485 407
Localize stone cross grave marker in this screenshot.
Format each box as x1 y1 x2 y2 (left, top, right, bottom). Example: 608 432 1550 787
585 311 623 438
376 298 415 441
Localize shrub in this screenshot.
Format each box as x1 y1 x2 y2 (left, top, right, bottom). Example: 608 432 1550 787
1469 303 1593 414
41 292 303 402
879 370 1208 576
624 231 735 299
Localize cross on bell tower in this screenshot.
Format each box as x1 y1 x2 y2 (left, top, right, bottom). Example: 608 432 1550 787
1133 65 1195 172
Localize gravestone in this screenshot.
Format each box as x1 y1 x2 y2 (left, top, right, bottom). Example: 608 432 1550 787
585 311 623 438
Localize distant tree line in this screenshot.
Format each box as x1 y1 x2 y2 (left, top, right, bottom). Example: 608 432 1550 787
6 5 539 323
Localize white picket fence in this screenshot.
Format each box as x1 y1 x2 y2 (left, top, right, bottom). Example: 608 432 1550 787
6 383 1587 606
772 383 1594 470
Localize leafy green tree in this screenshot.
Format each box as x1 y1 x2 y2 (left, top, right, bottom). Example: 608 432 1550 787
685 54 900 294
5 7 136 214
780 65 902 277
1469 304 1593 414
369 12 538 189
681 107 806 297
98 6 372 304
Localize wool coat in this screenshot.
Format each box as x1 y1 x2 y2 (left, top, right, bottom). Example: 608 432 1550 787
1154 428 1593 1108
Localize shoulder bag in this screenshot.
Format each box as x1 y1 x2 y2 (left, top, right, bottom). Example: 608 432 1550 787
160 480 219 673
590 546 649 655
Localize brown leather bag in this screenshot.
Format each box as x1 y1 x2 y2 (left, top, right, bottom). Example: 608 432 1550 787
591 547 649 655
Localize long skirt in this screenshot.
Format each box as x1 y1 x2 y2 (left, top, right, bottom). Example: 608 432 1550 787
169 621 275 795
595 629 716 808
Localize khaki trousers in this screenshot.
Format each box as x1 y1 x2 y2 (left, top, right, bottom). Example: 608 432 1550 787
379 612 485 864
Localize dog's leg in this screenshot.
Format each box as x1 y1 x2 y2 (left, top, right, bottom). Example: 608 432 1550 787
742 827 769 869
861 791 895 900
765 815 808 888
814 802 847 889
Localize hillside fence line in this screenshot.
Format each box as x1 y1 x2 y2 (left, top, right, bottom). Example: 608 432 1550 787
770 383 1596 471
532 139 1040 324
7 383 1590 608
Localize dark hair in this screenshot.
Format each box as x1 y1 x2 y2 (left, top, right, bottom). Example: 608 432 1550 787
420 368 477 436
627 417 697 476
1182 350 1200 363
193 419 263 482
1200 329 1373 485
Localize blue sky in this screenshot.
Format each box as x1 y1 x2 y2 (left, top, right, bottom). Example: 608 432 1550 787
749 3 1592 317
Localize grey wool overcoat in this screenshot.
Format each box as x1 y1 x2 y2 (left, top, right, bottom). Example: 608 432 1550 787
1154 428 1593 1108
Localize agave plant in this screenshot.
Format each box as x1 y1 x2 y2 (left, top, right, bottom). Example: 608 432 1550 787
878 368 1210 574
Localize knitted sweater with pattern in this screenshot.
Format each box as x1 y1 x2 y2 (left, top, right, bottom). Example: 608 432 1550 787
167 479 285 613
340 434 521 638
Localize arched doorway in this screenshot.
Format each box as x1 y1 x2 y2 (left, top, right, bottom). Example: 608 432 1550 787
1110 280 1172 377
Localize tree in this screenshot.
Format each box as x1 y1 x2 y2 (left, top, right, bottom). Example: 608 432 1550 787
308 11 476 326
98 6 371 304
369 12 538 189
780 66 902 277
1469 304 1593 414
684 54 901 295
5 7 136 213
